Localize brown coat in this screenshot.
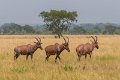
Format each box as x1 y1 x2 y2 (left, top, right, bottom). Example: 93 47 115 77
76 36 99 61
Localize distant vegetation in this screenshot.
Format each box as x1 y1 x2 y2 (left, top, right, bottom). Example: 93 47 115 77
0 23 120 35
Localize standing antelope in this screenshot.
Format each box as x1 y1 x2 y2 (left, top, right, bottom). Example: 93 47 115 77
76 36 99 61
45 36 70 62
14 37 43 60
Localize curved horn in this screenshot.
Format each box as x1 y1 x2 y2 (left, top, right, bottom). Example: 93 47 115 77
95 36 98 42
38 37 41 42
62 35 67 43
91 36 96 42
35 37 40 43
66 36 69 43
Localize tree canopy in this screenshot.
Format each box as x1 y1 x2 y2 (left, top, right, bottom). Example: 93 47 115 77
39 10 78 38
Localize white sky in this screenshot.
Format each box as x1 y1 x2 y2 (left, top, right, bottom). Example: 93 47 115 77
0 0 120 24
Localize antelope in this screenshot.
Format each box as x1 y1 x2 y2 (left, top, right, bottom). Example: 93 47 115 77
76 36 99 61
45 36 70 62
14 37 43 60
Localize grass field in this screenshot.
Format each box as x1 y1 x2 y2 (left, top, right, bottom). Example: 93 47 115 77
0 35 119 80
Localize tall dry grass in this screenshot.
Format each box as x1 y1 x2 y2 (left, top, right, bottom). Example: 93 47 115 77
0 35 119 80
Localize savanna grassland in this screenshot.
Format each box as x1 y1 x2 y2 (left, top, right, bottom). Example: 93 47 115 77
0 35 119 80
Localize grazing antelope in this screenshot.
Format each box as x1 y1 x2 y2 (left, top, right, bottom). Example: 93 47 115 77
45 36 70 62
76 36 99 61
14 37 43 60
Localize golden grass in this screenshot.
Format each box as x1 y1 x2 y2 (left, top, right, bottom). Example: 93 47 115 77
0 35 119 80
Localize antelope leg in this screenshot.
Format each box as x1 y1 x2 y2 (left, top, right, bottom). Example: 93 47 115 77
78 54 82 61
85 54 87 59
55 55 58 62
58 56 61 61
31 54 33 60
89 53 92 59
26 55 29 60
46 55 50 61
15 54 20 60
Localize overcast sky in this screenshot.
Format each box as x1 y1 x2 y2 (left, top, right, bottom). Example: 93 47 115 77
0 0 120 24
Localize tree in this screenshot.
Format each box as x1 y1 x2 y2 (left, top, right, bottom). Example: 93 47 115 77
0 23 22 34
22 25 35 34
39 10 78 38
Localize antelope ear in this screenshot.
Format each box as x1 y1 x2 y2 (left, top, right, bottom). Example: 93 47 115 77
34 41 37 43
67 43 69 45
90 40 93 42
40 43 43 44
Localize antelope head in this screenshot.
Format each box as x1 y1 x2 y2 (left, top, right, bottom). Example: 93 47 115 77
34 37 43 50
62 36 70 52
91 36 99 49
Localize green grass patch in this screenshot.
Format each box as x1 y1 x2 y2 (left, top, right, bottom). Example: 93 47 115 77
63 64 73 71
11 66 28 73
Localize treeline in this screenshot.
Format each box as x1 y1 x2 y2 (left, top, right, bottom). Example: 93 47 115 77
68 23 120 35
0 23 120 35
0 23 35 34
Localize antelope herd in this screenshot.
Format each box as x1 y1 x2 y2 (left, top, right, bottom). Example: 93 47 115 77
14 36 99 62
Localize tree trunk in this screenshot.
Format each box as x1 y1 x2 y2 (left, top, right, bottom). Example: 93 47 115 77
58 34 61 38
57 33 63 38
54 34 61 38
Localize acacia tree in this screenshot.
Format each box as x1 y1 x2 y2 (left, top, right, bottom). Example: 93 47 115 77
39 10 78 38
